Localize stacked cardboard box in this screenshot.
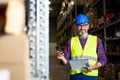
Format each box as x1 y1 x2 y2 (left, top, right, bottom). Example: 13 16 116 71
0 34 30 80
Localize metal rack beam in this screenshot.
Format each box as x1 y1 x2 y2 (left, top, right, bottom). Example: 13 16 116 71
28 0 49 80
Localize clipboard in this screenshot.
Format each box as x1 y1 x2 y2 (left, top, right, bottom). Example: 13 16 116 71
69 59 89 71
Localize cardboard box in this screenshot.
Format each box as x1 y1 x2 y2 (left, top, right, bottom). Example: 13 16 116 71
0 62 30 80
0 34 30 80
0 34 29 63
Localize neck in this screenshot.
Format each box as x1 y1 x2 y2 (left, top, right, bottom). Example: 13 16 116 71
80 33 88 38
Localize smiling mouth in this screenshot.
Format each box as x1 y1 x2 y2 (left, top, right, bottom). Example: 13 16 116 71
80 29 86 32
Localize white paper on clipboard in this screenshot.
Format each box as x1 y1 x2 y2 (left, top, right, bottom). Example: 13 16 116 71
69 59 89 71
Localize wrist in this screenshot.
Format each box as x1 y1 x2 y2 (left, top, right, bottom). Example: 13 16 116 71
91 62 102 70
61 58 67 64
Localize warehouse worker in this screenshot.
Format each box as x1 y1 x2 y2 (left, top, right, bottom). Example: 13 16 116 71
56 14 106 80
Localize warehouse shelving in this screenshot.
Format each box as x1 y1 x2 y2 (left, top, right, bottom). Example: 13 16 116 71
87 0 120 79
57 0 120 79
57 0 84 49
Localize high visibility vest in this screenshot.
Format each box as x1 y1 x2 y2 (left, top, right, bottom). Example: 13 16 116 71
70 35 98 76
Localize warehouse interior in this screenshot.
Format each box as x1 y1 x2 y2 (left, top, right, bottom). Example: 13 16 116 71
50 0 120 79
0 0 120 80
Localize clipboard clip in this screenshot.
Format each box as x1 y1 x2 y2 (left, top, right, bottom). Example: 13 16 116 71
85 63 89 67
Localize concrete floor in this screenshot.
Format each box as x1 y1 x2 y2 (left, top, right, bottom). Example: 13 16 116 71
31 55 70 80
50 55 70 80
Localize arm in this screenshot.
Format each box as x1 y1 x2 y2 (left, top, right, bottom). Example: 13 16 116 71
96 38 106 67
83 38 106 72
56 40 71 65
83 62 102 72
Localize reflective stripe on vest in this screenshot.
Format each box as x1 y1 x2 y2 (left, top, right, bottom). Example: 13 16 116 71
71 56 97 61
70 35 98 76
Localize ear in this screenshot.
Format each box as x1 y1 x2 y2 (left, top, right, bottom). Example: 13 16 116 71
87 24 90 29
